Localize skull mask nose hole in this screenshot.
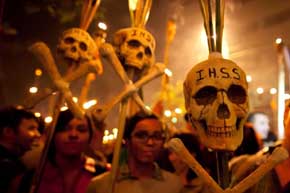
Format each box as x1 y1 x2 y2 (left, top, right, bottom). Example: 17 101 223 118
137 52 143 59
71 46 77 52
217 104 230 119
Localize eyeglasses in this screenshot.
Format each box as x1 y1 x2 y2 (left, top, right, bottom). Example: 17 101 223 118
131 131 165 143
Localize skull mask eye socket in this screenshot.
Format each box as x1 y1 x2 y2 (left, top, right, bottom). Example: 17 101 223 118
64 37 75 44
227 84 247 104
194 86 217 105
145 47 152 57
79 42 88 51
127 39 141 48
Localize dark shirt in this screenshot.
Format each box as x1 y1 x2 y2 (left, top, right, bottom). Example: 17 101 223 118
281 181 290 193
0 144 26 193
263 131 278 145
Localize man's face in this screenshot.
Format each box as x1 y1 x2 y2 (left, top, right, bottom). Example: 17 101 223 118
128 118 164 164
54 118 90 157
253 114 270 139
16 118 40 154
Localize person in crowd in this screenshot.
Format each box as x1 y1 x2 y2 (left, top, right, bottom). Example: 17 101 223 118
181 113 216 181
86 111 183 193
274 99 290 193
0 106 41 193
229 101 290 193
183 113 198 136
234 122 262 156
36 109 101 193
168 133 210 193
21 116 45 170
84 118 110 173
228 123 264 193
247 112 277 147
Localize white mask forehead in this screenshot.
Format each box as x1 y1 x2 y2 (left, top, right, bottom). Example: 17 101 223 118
184 56 248 108
189 57 247 90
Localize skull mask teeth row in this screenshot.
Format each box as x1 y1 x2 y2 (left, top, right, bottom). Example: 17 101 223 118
184 53 249 151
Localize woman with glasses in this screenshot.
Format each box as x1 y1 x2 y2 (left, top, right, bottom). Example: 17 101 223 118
86 111 183 193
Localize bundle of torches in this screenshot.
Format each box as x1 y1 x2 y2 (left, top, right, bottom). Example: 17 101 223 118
24 0 289 193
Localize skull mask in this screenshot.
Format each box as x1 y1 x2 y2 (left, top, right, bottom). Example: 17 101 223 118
184 53 249 151
57 28 102 73
113 27 156 74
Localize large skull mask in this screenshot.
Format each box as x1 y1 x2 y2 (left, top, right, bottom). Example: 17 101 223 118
113 27 156 74
184 53 249 151
57 28 101 73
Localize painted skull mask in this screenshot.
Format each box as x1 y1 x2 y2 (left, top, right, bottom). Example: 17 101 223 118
57 28 101 73
113 27 156 74
183 53 249 151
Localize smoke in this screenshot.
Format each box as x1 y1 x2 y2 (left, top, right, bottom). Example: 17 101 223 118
168 0 185 26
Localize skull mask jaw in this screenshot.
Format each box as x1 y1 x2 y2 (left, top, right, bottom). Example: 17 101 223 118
189 113 246 151
184 53 249 151
113 27 156 75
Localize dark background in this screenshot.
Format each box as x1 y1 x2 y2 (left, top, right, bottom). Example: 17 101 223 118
1 0 290 131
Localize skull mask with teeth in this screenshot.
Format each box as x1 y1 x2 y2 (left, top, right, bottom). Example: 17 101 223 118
184 53 249 151
57 28 99 70
113 27 156 77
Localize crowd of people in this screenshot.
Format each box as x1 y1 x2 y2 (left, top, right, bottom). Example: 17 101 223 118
0 102 289 193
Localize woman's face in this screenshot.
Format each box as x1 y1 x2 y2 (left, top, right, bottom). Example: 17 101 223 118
128 118 164 164
252 113 270 139
54 118 90 157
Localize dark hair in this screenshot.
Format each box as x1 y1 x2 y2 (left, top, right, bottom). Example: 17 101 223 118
124 111 161 140
172 133 202 181
184 113 191 122
172 133 201 155
0 106 38 135
48 110 93 161
53 110 93 139
37 116 45 134
235 123 261 156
